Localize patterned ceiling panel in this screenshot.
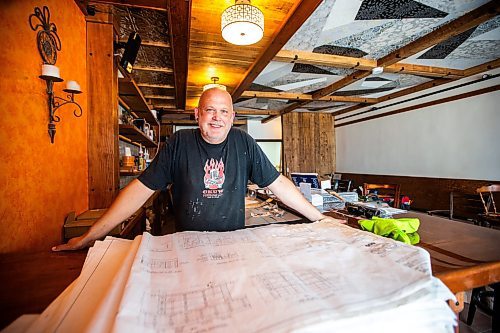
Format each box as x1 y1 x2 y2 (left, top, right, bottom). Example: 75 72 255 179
115 6 169 43
246 0 498 113
135 45 172 68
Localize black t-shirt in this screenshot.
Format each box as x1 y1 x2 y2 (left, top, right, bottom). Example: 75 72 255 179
138 128 279 232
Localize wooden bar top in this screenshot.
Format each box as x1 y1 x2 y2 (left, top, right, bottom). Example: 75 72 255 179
0 250 87 330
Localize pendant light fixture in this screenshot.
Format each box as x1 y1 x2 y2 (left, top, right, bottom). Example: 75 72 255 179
221 0 264 46
203 77 226 91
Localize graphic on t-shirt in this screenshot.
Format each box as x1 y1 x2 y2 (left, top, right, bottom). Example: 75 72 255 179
203 158 225 199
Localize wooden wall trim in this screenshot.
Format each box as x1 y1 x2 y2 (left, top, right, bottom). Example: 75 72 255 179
339 173 497 212
87 20 119 209
282 113 335 176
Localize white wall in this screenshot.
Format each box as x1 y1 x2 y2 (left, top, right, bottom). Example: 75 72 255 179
246 117 282 139
335 71 500 181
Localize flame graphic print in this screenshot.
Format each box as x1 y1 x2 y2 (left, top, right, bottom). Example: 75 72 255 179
203 158 225 190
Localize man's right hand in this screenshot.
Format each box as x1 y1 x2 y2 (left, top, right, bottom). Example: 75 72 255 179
52 235 91 252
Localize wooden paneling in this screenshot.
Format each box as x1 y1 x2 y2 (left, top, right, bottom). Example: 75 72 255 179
282 113 335 176
339 173 496 212
187 0 309 109
87 19 119 209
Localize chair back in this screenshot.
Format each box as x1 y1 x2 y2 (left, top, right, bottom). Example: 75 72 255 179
363 183 401 208
476 184 500 216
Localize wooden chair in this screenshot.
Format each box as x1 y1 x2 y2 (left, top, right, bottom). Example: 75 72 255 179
476 184 500 228
363 183 401 208
427 191 483 224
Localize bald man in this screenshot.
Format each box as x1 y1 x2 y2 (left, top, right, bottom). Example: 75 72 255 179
53 88 342 251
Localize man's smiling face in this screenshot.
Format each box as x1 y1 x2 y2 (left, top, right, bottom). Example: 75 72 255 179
195 88 235 144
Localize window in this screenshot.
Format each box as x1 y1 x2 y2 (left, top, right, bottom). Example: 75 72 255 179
256 140 282 173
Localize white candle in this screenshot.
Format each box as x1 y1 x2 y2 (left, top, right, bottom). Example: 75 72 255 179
65 80 81 92
41 64 60 78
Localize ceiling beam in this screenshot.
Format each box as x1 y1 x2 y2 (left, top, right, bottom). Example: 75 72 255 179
137 83 174 88
331 58 500 118
145 95 175 100
167 0 191 110
119 39 170 48
262 101 308 124
336 84 500 128
85 0 167 11
241 91 378 104
330 79 453 117
231 0 323 100
463 58 500 77
274 50 464 78
162 119 247 126
261 2 499 123
311 70 371 100
377 1 500 67
235 109 281 116
133 65 173 73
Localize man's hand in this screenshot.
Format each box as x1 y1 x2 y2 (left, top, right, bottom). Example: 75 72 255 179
52 235 92 252
317 215 347 224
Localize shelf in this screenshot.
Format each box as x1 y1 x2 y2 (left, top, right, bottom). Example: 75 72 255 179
118 77 159 125
119 124 157 148
120 170 143 176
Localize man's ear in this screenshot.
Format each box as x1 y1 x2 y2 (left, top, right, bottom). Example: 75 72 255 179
194 107 199 121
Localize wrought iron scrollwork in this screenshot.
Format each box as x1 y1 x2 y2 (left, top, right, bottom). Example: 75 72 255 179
29 6 61 65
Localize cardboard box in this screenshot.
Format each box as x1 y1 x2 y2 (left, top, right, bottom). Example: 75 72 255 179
64 210 121 240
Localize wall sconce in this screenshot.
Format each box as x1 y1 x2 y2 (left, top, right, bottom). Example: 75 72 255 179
203 77 227 91
30 6 83 144
39 64 83 143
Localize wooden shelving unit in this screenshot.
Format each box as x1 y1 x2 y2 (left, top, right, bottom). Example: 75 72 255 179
119 170 142 176
118 77 159 125
119 124 157 148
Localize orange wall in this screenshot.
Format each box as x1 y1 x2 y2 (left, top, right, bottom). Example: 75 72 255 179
0 1 88 253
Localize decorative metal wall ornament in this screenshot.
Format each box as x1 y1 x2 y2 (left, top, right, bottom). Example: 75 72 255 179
29 6 61 65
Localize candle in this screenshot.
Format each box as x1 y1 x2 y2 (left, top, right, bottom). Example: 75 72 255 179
41 64 60 79
65 80 81 92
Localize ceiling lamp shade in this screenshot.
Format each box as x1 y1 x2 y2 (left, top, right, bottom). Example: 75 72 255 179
203 77 226 91
221 0 264 46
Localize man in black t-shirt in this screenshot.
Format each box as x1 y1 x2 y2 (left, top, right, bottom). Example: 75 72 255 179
53 88 343 251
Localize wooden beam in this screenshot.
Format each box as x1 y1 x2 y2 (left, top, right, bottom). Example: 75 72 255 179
335 85 500 128
330 104 368 117
137 83 174 88
162 119 247 126
330 79 453 117
312 70 371 100
263 1 499 124
463 58 500 77
274 50 463 78
384 63 463 78
235 109 281 116
167 0 191 110
275 50 376 70
241 91 378 104
377 1 500 67
152 102 176 108
85 0 168 11
133 65 173 73
231 0 323 100
145 95 175 100
262 101 307 124
119 39 170 48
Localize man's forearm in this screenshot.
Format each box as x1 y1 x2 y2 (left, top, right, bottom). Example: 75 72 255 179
84 179 155 241
267 175 324 221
